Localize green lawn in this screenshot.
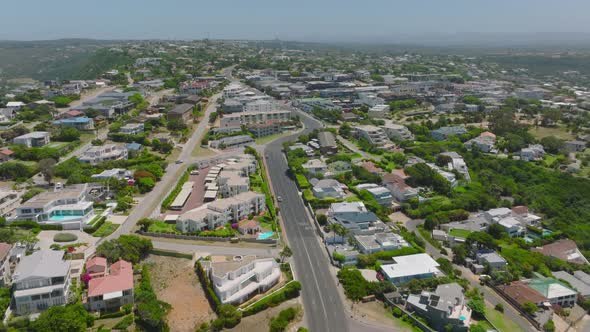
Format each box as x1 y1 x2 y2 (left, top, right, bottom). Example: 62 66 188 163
93 222 119 237
528 126 575 140
448 229 472 238
255 131 292 145
148 220 178 234
485 308 524 332
46 142 69 149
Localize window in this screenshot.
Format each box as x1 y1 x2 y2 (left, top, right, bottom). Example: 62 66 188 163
41 293 49 299
51 276 65 285
31 295 41 301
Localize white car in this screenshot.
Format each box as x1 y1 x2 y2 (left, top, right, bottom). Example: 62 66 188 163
190 170 199 175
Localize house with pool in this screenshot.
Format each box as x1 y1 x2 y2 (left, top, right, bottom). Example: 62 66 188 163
12 184 95 230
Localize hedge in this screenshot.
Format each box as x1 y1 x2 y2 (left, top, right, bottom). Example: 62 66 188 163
161 169 190 210
100 310 126 319
242 281 302 317
150 249 193 260
295 174 310 189
84 216 106 234
195 260 221 310
9 221 62 231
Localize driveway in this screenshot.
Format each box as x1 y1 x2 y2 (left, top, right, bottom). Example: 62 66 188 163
36 230 99 251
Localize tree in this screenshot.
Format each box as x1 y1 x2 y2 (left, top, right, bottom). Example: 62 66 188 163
467 298 486 319
54 127 80 142
96 235 153 263
540 136 564 154
494 303 504 312
521 301 539 316
137 177 155 193
137 218 154 232
279 245 293 263
317 214 327 225
470 324 487 332
31 304 93 332
214 304 242 329
543 319 555 332
38 158 57 184
488 223 508 239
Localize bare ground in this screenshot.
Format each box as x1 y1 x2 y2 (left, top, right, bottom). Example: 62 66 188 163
144 254 216 332
226 298 302 332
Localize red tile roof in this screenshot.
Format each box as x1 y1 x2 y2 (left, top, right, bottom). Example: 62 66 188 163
532 239 588 265
511 206 529 215
498 281 547 306
87 259 133 297
360 161 383 174
0 149 14 156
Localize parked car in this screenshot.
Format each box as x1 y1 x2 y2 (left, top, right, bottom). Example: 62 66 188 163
277 196 283 202
175 160 184 164
190 170 199 175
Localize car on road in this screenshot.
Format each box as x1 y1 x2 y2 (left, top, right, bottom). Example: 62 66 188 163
175 160 183 164
277 196 283 202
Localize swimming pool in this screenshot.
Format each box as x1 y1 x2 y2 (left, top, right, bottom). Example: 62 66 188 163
459 315 467 321
257 231 274 240
49 215 80 221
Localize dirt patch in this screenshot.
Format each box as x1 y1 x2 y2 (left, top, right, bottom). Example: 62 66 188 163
351 301 415 332
144 254 216 332
226 299 301 332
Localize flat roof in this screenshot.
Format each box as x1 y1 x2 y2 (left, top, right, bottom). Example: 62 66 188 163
380 253 440 279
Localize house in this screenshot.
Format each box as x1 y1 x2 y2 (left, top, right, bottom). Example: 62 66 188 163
532 239 589 265
119 123 144 135
73 91 136 119
125 143 142 156
406 283 472 332
564 140 587 152
13 131 50 147
483 207 512 223
13 184 95 229
327 201 380 232
354 232 408 254
85 259 134 312
497 281 547 307
359 161 384 175
79 144 128 165
85 256 108 278
356 183 393 206
0 149 14 162
439 152 471 182
0 243 13 286
520 144 545 161
476 251 507 271
91 168 132 180
209 135 254 150
552 271 590 298
382 172 419 202
204 255 280 304
6 101 25 111
464 132 496 153
318 131 338 155
310 179 345 199
379 253 441 285
52 117 95 130
368 104 389 119
167 104 193 124
60 110 85 119
497 217 525 237
527 276 577 307
426 163 458 188
12 250 71 315
238 219 260 235
431 126 467 141
380 123 414 141
302 159 328 175
355 125 390 147
177 191 266 232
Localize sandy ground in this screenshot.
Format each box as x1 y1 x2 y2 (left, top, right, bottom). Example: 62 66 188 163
351 301 414 332
226 299 301 332
144 254 216 332
108 215 127 225
389 211 411 225
36 230 98 250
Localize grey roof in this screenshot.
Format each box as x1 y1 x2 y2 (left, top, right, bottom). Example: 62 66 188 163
431 283 465 312
479 252 507 265
168 103 193 115
318 131 337 148
13 250 70 282
574 271 590 285
553 271 590 297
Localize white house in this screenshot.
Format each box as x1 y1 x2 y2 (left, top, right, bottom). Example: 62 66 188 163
380 253 441 285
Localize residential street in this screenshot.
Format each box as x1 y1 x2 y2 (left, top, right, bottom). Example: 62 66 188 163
406 219 537 332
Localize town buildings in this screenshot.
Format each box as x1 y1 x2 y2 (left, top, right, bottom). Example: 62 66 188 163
79 144 128 164
13 132 50 147
380 253 441 285
167 103 193 124
85 259 134 312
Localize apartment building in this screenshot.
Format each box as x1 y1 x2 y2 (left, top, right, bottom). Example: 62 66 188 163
205 255 280 304
209 135 254 150
355 125 389 147
380 123 414 141
13 132 50 147
247 121 282 138
85 259 134 312
177 191 266 232
220 110 291 128
79 144 128 165
13 184 95 229
13 250 71 315
368 104 389 119
119 123 144 135
217 170 250 198
167 104 193 124
52 117 95 131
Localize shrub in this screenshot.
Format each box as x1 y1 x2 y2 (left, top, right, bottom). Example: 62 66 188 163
53 233 78 242
99 310 126 319
392 307 403 317
112 314 134 330
84 216 106 234
269 307 299 332
242 281 302 316
495 303 504 312
195 260 221 310
161 170 189 209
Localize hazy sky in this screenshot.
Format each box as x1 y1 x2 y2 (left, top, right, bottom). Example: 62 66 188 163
1 0 589 42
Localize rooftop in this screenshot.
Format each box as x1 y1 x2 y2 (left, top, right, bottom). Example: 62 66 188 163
380 253 440 280
13 250 70 282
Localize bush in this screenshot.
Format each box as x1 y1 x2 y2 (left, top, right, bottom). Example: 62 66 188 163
95 235 152 264
243 281 302 316
495 303 504 312
392 307 403 317
135 265 171 331
9 221 62 231
53 233 78 242
213 304 242 329
99 310 126 319
84 216 106 234
112 314 134 330
269 307 299 332
337 268 396 301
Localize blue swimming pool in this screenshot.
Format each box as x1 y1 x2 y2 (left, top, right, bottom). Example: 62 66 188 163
49 215 79 221
257 232 274 240
459 315 466 321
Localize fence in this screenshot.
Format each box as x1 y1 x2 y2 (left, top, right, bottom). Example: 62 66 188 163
137 230 278 244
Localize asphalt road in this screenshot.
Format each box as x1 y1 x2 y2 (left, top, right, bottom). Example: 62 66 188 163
265 110 350 332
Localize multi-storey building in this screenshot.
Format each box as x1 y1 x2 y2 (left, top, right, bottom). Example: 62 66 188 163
13 132 50 147
85 259 134 312
355 125 389 147
79 144 128 165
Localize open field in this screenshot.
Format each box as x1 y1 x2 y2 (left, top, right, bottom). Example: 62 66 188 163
528 126 575 140
144 254 215 332
485 307 524 332
226 299 302 332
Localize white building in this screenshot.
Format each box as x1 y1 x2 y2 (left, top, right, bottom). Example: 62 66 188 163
79 144 128 165
311 179 345 199
13 250 71 315
380 253 441 285
354 232 408 254
217 170 250 198
205 255 280 304
380 123 414 141
355 125 390 147
13 132 50 147
368 104 389 119
302 159 328 175
119 123 144 135
219 110 291 129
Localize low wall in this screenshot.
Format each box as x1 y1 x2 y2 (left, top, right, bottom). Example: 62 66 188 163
137 230 277 244
489 283 542 330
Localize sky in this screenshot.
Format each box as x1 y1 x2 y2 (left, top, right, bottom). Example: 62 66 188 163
1 0 589 43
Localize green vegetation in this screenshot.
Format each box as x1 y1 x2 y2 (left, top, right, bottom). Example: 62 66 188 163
269 306 300 332
448 228 472 238
135 265 171 331
84 216 106 234
196 260 222 310
92 222 119 237
242 281 302 316
212 304 242 330
53 233 78 242
337 268 396 301
30 303 94 332
96 235 153 263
